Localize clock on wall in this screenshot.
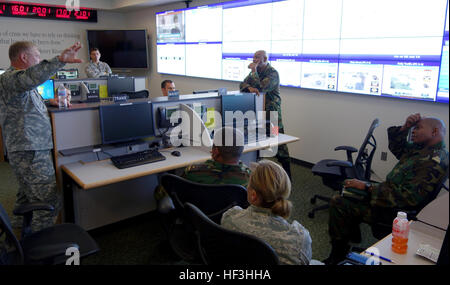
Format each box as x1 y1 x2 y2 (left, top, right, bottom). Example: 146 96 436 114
0 2 97 22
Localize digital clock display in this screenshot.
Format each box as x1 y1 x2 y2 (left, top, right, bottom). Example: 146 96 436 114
0 2 97 22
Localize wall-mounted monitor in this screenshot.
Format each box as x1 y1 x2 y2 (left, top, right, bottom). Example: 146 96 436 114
99 102 154 144
156 0 449 104
87 29 149 69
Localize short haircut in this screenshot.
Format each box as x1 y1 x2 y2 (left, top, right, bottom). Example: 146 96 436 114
161 79 173 89
9 41 35 61
213 127 244 161
90 48 100 53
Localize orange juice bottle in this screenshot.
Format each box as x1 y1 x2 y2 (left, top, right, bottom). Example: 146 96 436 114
391 211 409 254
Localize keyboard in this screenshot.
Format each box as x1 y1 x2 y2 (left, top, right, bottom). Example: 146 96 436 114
111 149 166 169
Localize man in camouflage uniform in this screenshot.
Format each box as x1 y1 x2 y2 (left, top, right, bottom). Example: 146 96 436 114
326 113 449 264
85 48 112 78
0 41 82 232
155 127 251 212
182 127 251 186
239 50 292 180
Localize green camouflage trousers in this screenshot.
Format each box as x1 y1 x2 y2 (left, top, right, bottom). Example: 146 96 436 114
8 150 61 232
328 194 374 242
265 95 290 165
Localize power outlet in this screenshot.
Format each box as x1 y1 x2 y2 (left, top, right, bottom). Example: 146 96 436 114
381 151 388 161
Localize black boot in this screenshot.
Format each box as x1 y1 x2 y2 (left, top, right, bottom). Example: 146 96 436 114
323 240 350 265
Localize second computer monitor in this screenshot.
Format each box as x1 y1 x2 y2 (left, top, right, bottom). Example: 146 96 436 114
99 101 154 145
107 76 135 97
221 93 256 126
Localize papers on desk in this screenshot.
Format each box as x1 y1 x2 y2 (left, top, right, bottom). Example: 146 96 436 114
416 244 440 263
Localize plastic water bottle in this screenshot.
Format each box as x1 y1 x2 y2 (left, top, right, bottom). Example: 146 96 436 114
57 84 67 109
391 211 409 254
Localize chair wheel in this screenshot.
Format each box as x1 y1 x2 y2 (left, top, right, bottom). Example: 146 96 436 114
310 197 316 204
308 211 315 218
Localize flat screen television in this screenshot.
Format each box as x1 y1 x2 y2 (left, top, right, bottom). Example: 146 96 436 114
156 0 449 104
87 29 149 69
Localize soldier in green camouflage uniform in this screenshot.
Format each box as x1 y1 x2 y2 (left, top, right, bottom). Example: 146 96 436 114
326 113 449 264
155 127 251 212
239 50 292 179
85 48 112 78
0 41 82 232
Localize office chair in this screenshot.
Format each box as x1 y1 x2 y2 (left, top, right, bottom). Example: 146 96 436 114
308 118 380 218
0 201 99 265
122 89 149 99
158 173 249 261
184 202 279 265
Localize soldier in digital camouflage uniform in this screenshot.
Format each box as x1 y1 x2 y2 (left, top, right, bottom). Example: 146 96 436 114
85 48 112 78
0 41 82 232
221 160 312 265
239 50 292 180
326 113 449 264
155 127 251 212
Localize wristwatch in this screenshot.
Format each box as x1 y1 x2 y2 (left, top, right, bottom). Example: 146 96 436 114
364 182 372 192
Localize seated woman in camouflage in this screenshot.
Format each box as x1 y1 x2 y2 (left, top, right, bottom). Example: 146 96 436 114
221 160 312 265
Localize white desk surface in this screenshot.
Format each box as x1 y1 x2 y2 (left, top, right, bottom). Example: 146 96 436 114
364 192 448 265
61 134 299 190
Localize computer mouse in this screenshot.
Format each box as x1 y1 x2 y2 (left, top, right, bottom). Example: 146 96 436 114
171 150 181 157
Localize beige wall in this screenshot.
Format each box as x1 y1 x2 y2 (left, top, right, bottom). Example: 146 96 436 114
0 10 129 77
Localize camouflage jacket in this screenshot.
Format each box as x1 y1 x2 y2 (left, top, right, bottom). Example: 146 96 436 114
370 126 449 209
85 61 112 78
0 57 64 152
221 205 312 265
239 64 281 107
182 159 251 187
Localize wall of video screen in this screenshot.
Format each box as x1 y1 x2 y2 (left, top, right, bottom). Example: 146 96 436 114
156 0 449 103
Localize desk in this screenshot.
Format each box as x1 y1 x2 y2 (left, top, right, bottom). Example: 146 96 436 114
61 134 299 230
364 192 448 265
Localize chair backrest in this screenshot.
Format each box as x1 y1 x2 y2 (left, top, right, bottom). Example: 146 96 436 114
160 173 249 223
184 202 280 265
123 89 149 99
353 118 380 180
0 203 24 265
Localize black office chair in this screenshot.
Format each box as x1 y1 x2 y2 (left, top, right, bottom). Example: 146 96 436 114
122 89 149 99
370 174 449 240
308 118 380 218
159 173 249 261
0 201 99 265
184 202 279 265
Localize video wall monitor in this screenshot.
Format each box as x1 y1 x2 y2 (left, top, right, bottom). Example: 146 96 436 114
221 93 256 126
107 76 135 97
36 79 55 100
99 102 154 145
156 0 449 104
87 29 149 69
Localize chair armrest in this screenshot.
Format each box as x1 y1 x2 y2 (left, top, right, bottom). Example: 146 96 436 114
326 160 353 168
13 202 54 216
334 146 358 153
25 243 79 263
157 196 176 214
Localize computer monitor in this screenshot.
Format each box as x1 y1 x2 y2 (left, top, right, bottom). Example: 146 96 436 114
221 93 256 126
36 79 55 100
107 76 135 97
99 101 154 144
56 69 78 79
